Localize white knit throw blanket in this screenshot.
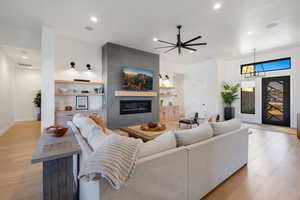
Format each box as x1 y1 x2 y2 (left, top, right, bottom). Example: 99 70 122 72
78 134 143 190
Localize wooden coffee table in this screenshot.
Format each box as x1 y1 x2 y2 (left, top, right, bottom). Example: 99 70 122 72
120 124 173 142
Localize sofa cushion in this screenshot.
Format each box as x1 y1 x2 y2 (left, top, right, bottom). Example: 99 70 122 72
139 131 176 158
87 128 107 150
72 114 99 138
174 123 213 146
210 119 242 136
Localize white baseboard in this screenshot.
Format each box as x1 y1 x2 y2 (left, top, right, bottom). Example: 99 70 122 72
0 122 15 136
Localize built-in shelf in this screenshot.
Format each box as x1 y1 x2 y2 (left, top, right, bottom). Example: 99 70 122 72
55 92 104 96
160 86 175 89
55 80 104 85
55 109 102 113
160 94 178 97
115 91 157 97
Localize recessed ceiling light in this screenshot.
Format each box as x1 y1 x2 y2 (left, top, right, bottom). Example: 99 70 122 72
213 3 222 10
22 56 28 59
247 31 253 35
189 50 194 53
153 37 158 42
90 16 98 23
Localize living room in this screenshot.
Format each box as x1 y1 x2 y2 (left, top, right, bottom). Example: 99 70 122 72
0 0 300 200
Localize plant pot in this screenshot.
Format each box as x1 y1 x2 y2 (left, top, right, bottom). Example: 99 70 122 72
37 107 41 121
37 112 41 121
224 107 235 120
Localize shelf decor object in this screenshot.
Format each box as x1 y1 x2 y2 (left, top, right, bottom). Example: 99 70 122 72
76 96 89 110
55 92 103 96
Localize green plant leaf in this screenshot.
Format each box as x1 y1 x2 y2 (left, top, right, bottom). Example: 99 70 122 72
220 82 240 106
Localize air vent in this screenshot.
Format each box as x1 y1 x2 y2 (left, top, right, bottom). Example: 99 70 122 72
18 63 33 67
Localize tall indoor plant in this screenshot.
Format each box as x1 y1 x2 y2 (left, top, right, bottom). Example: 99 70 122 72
33 90 41 121
221 83 240 120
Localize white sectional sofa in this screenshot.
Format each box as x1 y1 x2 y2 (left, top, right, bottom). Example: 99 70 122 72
68 120 248 200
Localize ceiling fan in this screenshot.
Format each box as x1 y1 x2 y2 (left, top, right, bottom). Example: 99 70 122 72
154 25 207 54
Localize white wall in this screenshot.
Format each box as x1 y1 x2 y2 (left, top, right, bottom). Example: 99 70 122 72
14 68 41 121
160 59 220 118
183 60 220 117
219 46 300 128
54 35 102 111
0 49 15 134
55 35 101 82
41 27 55 130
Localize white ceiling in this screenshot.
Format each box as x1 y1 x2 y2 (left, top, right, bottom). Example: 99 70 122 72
0 0 300 64
1 45 41 69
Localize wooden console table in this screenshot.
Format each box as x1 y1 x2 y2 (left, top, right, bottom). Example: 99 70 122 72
31 129 81 200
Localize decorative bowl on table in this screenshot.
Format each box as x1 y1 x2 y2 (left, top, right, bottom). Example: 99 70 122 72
45 125 68 137
140 122 166 132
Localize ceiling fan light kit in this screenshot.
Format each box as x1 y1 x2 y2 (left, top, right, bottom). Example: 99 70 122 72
154 25 207 54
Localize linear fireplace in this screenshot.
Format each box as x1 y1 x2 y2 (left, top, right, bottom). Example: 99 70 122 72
120 100 152 115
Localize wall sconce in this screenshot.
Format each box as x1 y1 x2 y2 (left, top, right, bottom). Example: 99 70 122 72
86 64 92 71
70 62 76 69
159 74 170 80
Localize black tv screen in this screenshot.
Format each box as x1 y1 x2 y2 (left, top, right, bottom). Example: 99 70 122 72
122 67 153 91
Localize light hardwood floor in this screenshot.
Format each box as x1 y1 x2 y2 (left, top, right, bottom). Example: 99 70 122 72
0 121 299 200
0 121 42 200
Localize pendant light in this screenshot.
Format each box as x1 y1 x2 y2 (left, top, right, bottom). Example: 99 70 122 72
244 48 266 79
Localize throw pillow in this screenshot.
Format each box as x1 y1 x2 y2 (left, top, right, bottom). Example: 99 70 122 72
139 131 177 158
210 119 242 136
174 123 213 146
89 114 106 133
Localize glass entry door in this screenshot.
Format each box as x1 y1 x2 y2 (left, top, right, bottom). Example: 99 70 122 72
262 76 290 127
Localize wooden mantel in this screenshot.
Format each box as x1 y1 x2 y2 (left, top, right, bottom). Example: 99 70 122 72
115 91 158 97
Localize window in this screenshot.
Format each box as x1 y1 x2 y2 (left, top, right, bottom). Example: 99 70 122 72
241 57 291 75
241 81 255 114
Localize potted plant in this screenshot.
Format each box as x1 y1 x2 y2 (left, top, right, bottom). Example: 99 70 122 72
221 83 240 120
33 90 41 121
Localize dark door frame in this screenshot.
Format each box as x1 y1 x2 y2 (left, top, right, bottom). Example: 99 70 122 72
262 76 290 127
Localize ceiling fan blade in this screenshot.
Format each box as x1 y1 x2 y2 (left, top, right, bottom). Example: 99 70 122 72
158 40 176 46
185 43 207 46
164 47 177 53
183 36 202 45
182 46 197 51
178 46 181 54
155 46 176 49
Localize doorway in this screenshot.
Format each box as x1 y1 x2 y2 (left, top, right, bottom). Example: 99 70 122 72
262 76 290 127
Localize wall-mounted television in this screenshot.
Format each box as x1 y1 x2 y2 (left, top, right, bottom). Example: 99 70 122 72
122 67 153 91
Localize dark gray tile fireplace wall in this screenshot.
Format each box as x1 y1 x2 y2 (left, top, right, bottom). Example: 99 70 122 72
102 43 160 130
